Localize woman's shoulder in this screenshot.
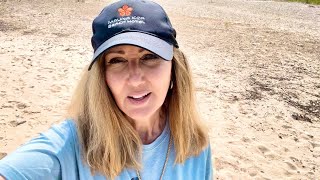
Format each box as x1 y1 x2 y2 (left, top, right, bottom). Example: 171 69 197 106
15 119 79 155
44 119 77 141
190 143 212 161
42 119 79 150
0 119 81 180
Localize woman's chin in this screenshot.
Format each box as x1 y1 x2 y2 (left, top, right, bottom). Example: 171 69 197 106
123 106 160 122
125 110 153 121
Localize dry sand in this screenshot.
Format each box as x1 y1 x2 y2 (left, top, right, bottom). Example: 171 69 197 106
0 0 319 179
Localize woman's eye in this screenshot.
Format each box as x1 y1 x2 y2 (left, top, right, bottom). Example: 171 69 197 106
107 58 126 64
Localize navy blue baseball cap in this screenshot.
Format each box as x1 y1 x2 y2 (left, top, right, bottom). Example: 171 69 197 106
88 0 179 70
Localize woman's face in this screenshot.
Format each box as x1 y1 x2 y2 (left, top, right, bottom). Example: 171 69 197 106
105 45 172 121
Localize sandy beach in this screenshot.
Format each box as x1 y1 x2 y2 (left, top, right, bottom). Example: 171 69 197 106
0 0 319 179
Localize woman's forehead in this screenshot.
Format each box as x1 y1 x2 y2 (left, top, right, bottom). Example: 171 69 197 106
106 45 150 55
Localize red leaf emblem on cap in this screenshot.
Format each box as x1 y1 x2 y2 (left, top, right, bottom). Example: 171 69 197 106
118 5 133 16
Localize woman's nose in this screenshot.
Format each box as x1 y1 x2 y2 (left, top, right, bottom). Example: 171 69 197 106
127 61 144 87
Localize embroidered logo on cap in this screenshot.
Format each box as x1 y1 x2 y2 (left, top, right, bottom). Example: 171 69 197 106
118 5 133 16
108 4 145 29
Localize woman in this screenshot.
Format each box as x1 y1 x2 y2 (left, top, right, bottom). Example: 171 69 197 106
0 0 213 179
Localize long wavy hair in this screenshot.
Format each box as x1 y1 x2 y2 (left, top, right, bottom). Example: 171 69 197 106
67 47 209 179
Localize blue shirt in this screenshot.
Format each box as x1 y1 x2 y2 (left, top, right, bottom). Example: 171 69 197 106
0 120 213 180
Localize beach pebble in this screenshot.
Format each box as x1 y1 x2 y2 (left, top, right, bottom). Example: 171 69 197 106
9 119 27 127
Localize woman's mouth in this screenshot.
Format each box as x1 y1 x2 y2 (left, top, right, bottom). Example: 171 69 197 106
128 92 151 105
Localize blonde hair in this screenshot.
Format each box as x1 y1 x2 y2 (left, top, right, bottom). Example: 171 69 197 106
67 48 209 179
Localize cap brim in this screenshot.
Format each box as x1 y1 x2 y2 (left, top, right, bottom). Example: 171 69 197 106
88 32 173 70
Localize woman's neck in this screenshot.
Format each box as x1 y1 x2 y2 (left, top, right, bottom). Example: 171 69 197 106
132 110 166 144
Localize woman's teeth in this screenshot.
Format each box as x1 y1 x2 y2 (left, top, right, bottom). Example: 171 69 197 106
129 93 150 99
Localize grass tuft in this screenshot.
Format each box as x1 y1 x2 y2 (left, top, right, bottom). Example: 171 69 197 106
286 0 320 5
